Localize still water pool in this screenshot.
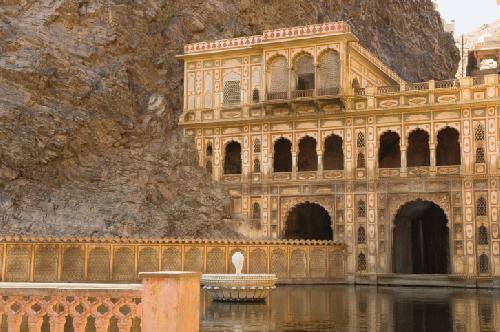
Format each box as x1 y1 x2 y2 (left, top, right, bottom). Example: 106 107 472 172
200 285 500 332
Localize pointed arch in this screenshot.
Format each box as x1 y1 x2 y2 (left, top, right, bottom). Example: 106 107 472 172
323 134 344 170
224 141 242 174
273 137 292 172
298 136 318 171
267 55 289 100
292 52 315 91
317 49 341 95
378 130 401 168
436 127 460 166
407 129 430 167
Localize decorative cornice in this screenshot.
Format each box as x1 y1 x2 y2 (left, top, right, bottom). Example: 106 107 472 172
0 235 344 246
183 21 351 55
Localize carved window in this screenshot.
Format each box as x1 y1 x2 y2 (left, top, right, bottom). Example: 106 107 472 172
357 152 366 169
357 226 366 244
206 161 212 174
254 139 261 153
357 253 367 271
476 197 487 216
268 56 289 95
293 54 314 90
223 72 241 105
475 124 485 141
252 202 261 219
206 144 213 157
318 49 340 93
253 159 261 173
357 132 366 148
478 225 488 245
251 67 261 103
476 147 485 164
479 253 489 274
357 200 366 218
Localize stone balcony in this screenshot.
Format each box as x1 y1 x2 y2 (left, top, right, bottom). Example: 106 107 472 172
180 74 499 126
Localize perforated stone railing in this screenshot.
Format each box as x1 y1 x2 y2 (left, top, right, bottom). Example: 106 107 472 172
0 237 345 284
0 284 142 331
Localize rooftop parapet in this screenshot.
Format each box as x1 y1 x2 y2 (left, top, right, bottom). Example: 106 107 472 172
183 21 351 55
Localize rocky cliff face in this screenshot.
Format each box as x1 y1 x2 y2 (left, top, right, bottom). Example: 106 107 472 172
0 0 459 238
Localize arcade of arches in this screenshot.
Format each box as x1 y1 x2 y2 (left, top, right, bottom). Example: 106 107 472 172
283 202 333 240
393 200 450 274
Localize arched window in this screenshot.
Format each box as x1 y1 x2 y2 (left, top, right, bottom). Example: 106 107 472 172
476 197 487 216
479 253 489 274
357 253 367 271
407 129 430 167
252 202 261 219
273 138 292 172
206 144 213 157
253 159 260 173
357 200 366 218
357 132 366 148
357 152 366 169
475 124 485 141
323 134 344 170
268 56 289 100
223 72 241 105
478 225 488 245
318 49 341 95
206 161 212 174
224 141 242 174
298 136 318 171
357 226 366 244
292 54 314 91
253 139 261 153
436 127 461 166
476 147 485 164
378 131 401 168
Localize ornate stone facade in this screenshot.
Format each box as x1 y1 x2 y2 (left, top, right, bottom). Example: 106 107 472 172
179 22 500 277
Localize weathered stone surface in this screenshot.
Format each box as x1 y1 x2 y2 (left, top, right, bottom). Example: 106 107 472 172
0 0 459 238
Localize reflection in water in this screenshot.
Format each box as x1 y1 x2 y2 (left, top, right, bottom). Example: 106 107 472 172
201 285 500 331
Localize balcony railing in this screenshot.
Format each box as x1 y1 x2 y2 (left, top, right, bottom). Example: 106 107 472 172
435 79 460 89
406 82 429 91
291 89 314 98
473 76 485 86
267 91 288 101
354 88 366 96
377 85 400 94
317 87 340 96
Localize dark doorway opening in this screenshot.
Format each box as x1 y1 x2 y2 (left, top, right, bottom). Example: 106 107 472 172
379 131 401 168
298 136 318 171
407 129 430 167
273 138 292 172
323 135 344 170
436 127 461 166
224 141 242 174
283 202 332 240
393 200 449 274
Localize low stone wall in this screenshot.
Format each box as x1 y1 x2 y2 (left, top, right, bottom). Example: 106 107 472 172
0 237 345 284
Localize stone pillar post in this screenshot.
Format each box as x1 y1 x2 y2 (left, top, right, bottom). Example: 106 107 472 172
429 143 436 175
140 271 201 332
292 152 298 174
400 147 407 176
317 152 323 172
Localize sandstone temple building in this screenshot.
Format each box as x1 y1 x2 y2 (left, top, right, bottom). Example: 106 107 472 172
179 21 500 278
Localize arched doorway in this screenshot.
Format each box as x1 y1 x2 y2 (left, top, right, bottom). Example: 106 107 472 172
379 131 401 168
283 202 332 240
273 138 292 172
224 141 242 174
436 127 460 166
298 136 318 171
393 200 450 274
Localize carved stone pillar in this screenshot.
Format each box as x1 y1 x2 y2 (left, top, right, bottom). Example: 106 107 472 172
27 315 44 332
317 152 323 172
95 317 111 332
117 317 133 332
400 147 407 176
72 316 88 332
292 152 298 174
49 315 66 331
429 143 437 175
7 313 23 332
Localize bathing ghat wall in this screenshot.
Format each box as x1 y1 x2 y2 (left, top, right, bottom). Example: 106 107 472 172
0 237 345 284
